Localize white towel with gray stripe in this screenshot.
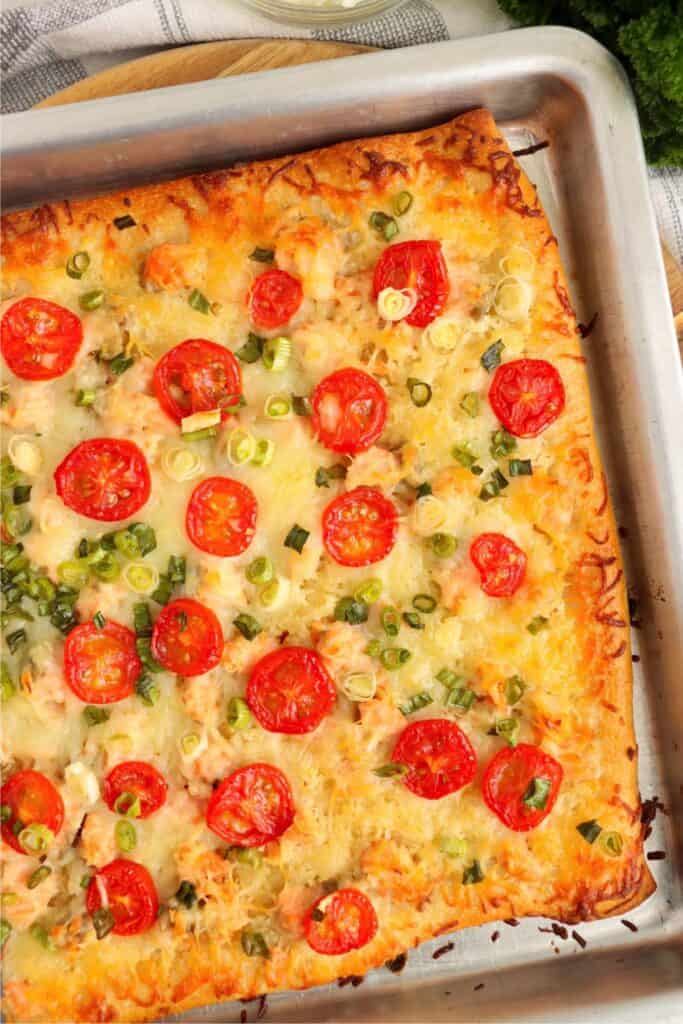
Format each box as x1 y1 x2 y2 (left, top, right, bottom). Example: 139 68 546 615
2 0 682 265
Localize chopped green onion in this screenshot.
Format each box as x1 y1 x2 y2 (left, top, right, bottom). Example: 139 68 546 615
115 820 136 852
84 705 110 726
444 685 476 714
0 387 8 407
460 392 480 418
490 428 517 458
236 333 264 363
292 395 312 417
79 289 105 311
0 804 11 822
342 672 377 702
150 575 173 606
92 906 115 940
522 777 552 810
429 533 457 558
480 338 504 372
373 762 408 778
479 468 509 502
113 214 136 230
334 596 369 625
399 691 433 716
27 866 52 890
175 880 197 908
264 394 292 419
181 426 217 443
6 628 26 654
527 615 549 635
0 919 11 949
75 388 97 407
241 930 270 958
249 247 274 263
436 668 461 688
495 717 520 746
262 336 291 372
365 639 382 658
369 211 399 241
252 438 275 467
246 557 274 586
380 606 400 637
504 675 526 705
108 352 134 376
229 847 263 868
18 823 54 855
412 593 436 613
133 602 153 637
462 860 484 885
284 524 309 553
233 613 262 641
12 485 31 505
452 443 478 470
380 647 411 671
92 611 106 630
80 874 93 890
415 482 432 499
167 555 186 584
90 551 121 582
509 458 533 477
598 831 624 857
114 792 141 818
227 697 252 731
66 251 90 279
188 289 210 314
227 428 256 466
135 636 163 674
354 579 382 605
402 611 424 630
136 675 160 707
180 733 201 757
407 378 432 407
393 191 413 216
577 819 602 844
315 464 347 488
259 578 285 608
29 923 54 950
439 835 467 858
123 562 159 595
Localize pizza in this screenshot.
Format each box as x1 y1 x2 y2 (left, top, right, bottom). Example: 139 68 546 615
0 108 654 1023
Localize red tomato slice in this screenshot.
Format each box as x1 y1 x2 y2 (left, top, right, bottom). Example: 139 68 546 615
392 718 477 800
311 368 388 455
54 438 151 523
1 298 83 381
86 859 159 936
186 476 257 557
248 269 303 329
1 770 65 855
103 762 168 819
483 743 563 831
152 338 242 424
246 646 336 735
151 597 223 677
322 486 398 567
489 358 565 438
372 241 449 328
470 532 527 598
64 620 141 704
206 763 295 847
304 887 378 955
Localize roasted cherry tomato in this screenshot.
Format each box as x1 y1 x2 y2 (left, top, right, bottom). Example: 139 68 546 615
186 476 257 557
482 743 563 831
151 597 223 677
64 620 141 704
1 770 65 855
372 241 449 328
304 887 378 955
470 532 527 598
488 358 565 438
152 338 242 424
392 718 477 800
247 646 336 735
322 486 398 567
311 368 388 455
206 763 295 847
54 438 151 523
248 269 303 329
1 298 83 381
103 761 168 819
86 859 159 936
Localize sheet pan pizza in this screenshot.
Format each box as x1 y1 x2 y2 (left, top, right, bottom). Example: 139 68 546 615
0 108 653 1022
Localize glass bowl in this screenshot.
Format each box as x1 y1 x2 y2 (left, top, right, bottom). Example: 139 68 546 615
240 0 406 27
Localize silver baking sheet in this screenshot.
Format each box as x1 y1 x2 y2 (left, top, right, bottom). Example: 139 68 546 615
3 26 683 1024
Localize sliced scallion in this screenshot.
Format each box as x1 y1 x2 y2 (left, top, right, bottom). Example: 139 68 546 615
0 919 11 949
79 289 105 312
113 214 136 230
429 533 457 558
504 675 526 705
415 482 432 499
292 394 312 417
227 697 252 731
264 394 292 419
249 247 274 263
66 251 90 279
380 606 400 637
479 468 508 501
452 443 479 470
393 191 413 216
262 336 291 372
334 596 369 625
460 392 480 418
92 906 115 940
369 211 399 241
373 762 408 778
181 426 217 443
115 820 136 852
598 830 623 857
315 464 346 488
577 819 602 844
188 289 210 314
227 428 256 466
407 378 432 407
284 524 309 553
136 675 160 707
246 557 274 586
412 593 436 613
480 338 504 372
462 860 484 885
490 428 517 458
522 777 551 810
439 835 467 858
342 672 376 702
444 685 476 714
380 647 411 671
175 880 197 908
399 691 433 716
92 611 106 630
402 611 424 630
18 823 54 855
236 333 265 364
27 866 52 890
75 388 97 407
233 614 262 641
241 930 270 958
252 438 275 467
495 717 520 746
509 458 533 477
354 579 382 605
84 705 110 726
527 615 549 635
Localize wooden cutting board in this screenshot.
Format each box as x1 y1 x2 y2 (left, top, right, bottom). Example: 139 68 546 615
35 39 683 350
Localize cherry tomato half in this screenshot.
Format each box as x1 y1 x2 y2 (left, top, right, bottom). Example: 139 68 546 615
206 763 295 847
322 486 398 567
482 743 563 831
86 859 159 936
1 298 83 381
311 368 388 455
151 597 223 677
54 438 151 523
372 241 449 328
489 359 565 438
186 476 257 557
103 761 168 819
248 269 303 330
470 533 527 598
152 338 242 424
392 718 477 800
64 620 141 704
1 770 65 855
247 646 336 735
304 887 378 956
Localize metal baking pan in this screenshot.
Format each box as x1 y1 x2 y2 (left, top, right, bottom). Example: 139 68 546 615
3 26 683 1024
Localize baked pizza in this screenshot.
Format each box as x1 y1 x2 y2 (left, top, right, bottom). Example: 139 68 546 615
0 108 653 1022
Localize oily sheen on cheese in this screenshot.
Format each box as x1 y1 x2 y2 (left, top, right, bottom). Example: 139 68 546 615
0 110 653 1023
